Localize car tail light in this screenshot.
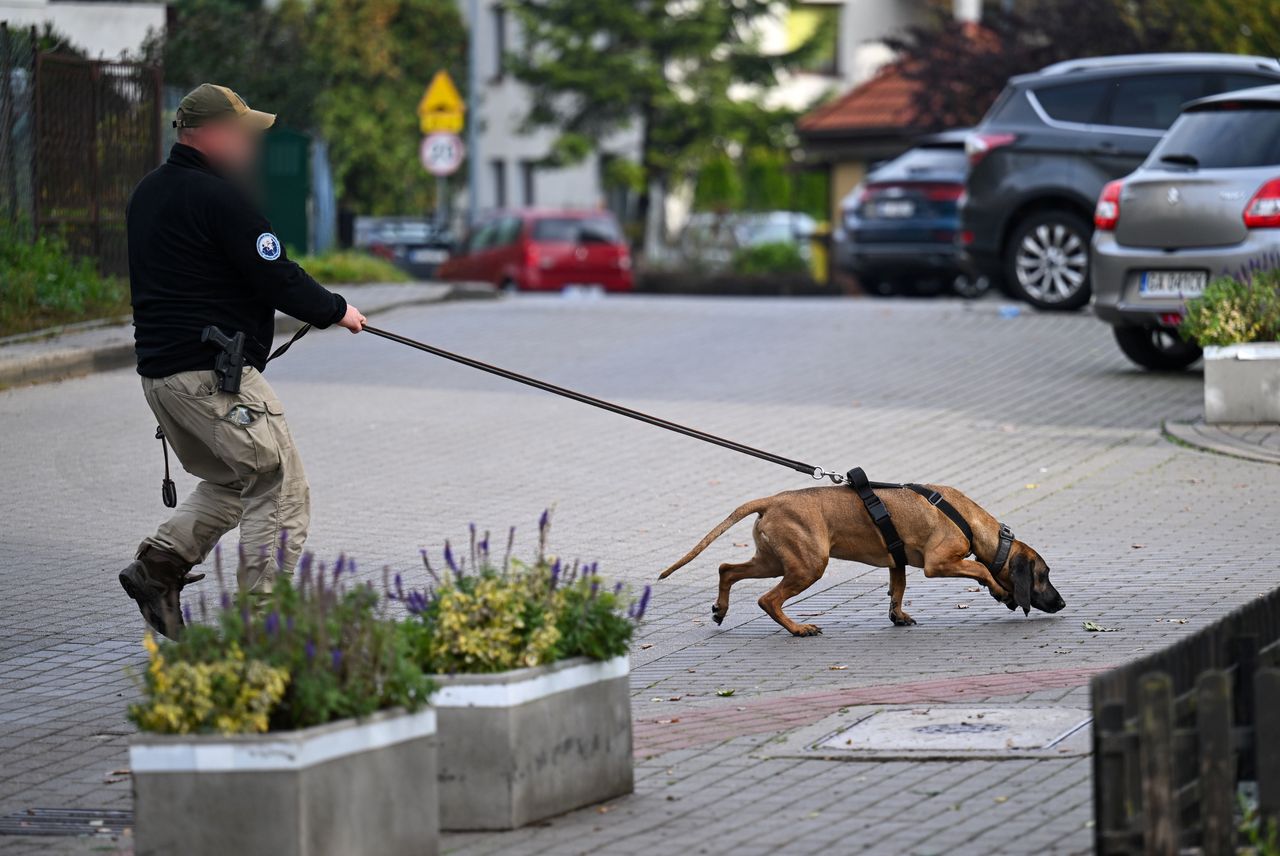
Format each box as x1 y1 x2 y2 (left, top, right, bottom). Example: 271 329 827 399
920 183 964 201
959 230 975 246
1159 313 1183 327
1243 178 1280 228
1094 180 1123 231
965 133 1017 166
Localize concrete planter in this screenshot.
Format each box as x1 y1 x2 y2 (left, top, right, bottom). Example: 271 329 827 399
130 708 438 856
432 654 633 830
1203 343 1280 424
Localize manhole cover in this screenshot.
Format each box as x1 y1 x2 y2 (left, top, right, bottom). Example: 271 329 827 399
762 705 1092 761
0 808 132 837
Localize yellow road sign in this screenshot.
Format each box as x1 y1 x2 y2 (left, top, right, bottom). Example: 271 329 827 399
418 70 465 134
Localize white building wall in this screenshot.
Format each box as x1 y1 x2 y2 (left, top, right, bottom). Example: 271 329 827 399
0 0 164 58
462 0 640 215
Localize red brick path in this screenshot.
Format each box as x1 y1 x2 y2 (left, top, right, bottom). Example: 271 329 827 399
633 666 1101 756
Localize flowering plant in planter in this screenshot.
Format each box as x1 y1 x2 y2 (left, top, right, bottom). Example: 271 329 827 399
130 549 435 735
1181 269 1280 346
394 513 650 674
392 513 647 830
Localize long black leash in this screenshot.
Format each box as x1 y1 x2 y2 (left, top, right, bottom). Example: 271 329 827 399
189 320 1014 574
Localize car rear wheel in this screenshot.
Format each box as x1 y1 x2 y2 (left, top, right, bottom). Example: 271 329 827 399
1112 325 1202 371
1005 211 1092 311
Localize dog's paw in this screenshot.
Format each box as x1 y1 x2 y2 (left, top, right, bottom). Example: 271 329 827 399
711 604 725 625
890 612 917 627
792 624 823 637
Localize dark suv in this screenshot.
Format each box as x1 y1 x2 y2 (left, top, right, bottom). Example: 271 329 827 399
960 53 1280 310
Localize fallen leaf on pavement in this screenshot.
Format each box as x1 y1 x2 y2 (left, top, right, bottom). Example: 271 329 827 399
657 718 680 724
829 664 849 671
640 643 653 650
965 586 982 593
956 603 970 609
1169 618 1189 624
1131 544 1145 549
1025 483 1038 489
1083 621 1118 633
994 796 1009 804
716 689 736 697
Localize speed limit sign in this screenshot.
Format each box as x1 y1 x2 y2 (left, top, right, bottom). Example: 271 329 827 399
420 132 465 177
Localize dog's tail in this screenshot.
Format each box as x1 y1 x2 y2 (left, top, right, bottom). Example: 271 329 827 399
658 499 770 579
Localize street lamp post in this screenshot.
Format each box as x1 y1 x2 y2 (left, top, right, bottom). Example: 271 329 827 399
466 0 480 227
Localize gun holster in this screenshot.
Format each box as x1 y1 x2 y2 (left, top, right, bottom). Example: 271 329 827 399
201 325 246 394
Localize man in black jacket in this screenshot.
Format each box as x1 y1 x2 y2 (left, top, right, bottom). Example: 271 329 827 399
119 84 365 638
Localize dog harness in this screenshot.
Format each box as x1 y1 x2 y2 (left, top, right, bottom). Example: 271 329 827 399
846 468 1014 572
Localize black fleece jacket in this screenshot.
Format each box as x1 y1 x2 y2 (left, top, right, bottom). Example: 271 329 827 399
126 143 346 378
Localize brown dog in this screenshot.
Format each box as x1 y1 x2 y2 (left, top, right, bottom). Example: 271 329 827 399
658 484 1064 636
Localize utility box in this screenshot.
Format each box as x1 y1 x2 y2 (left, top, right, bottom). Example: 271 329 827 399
261 127 311 255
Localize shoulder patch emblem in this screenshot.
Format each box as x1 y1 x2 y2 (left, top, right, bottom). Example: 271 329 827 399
256 232 282 261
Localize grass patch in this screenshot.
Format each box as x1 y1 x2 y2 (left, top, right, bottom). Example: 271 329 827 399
0 229 130 337
295 250 410 285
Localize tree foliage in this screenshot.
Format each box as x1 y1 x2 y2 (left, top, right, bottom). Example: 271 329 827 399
146 0 465 215
507 0 814 238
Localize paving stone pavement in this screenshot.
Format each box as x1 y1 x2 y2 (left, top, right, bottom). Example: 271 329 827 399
1 294 1277 855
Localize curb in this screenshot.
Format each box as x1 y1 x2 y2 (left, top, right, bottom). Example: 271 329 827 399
1163 418 1280 465
0 282 497 390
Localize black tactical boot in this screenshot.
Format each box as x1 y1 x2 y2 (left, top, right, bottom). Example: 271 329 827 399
119 545 204 640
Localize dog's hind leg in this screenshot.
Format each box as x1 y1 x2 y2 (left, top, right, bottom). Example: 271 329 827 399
713 555 781 625
888 564 916 626
758 557 828 637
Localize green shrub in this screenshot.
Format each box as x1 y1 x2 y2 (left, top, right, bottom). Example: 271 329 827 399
130 548 434 735
0 228 129 336
731 240 809 277
295 250 410 285
1180 270 1280 346
397 515 648 675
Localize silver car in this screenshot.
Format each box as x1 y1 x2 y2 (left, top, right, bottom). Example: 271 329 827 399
1093 84 1280 369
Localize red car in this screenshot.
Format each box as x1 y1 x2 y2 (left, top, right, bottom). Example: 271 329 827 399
438 209 633 292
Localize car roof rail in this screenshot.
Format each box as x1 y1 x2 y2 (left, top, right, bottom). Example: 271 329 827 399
1036 53 1280 76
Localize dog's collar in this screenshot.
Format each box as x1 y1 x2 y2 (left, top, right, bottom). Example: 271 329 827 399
989 524 1015 573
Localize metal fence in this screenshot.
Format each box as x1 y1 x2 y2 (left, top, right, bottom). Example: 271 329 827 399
1091 587 1280 855
1 23 163 276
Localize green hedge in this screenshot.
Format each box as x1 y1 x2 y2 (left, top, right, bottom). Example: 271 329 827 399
295 251 410 285
0 230 129 337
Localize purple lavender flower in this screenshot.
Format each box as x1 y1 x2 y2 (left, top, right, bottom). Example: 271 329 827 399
443 541 461 577
198 593 209 621
264 611 280 636
614 582 624 595
549 558 561 590
275 530 288 571
635 585 652 621
394 573 405 602
589 579 600 599
539 509 550 532
331 648 342 670
305 640 316 661
182 604 193 624
220 592 232 610
333 554 347 581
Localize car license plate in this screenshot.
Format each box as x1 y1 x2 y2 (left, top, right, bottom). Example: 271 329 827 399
409 248 447 264
1139 270 1206 298
871 200 915 219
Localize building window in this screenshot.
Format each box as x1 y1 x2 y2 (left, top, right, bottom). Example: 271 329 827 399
491 159 507 208
491 4 507 80
787 2 840 77
520 160 537 206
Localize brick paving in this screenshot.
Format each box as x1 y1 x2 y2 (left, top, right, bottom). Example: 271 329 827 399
1 295 1277 855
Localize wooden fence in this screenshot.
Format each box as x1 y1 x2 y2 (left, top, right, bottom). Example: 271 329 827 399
1091 586 1280 854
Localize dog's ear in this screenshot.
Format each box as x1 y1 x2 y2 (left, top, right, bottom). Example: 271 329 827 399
1012 554 1032 616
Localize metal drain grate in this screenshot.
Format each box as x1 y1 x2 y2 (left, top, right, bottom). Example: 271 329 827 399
0 808 133 837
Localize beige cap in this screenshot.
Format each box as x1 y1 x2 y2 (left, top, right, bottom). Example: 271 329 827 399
174 84 275 131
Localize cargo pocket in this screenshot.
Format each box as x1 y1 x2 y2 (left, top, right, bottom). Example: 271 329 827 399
215 398 285 477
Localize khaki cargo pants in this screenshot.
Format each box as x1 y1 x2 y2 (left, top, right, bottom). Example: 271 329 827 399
140 366 309 593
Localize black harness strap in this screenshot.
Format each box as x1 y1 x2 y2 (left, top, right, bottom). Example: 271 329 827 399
905 484 973 546
846 467 908 570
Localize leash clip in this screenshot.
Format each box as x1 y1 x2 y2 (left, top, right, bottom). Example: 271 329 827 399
812 467 846 485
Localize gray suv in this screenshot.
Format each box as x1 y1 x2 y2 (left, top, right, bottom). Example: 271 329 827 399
960 54 1280 310
1093 84 1280 370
